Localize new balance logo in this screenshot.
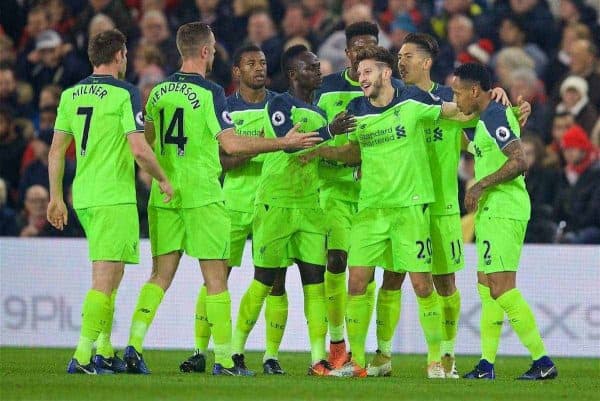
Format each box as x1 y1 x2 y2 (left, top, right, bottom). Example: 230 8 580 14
335 100 343 106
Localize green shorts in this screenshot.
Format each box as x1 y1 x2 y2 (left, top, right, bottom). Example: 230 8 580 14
228 209 253 267
475 214 527 273
148 202 230 260
253 204 326 268
76 204 139 264
430 214 465 275
348 205 432 273
321 197 357 252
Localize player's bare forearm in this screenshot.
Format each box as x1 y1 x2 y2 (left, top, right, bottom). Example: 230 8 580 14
48 132 72 201
441 102 477 122
478 140 527 190
319 143 361 165
219 126 322 155
220 148 251 171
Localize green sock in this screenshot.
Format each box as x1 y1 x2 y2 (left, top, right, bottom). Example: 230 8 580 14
128 283 164 353
366 280 376 312
232 280 271 355
194 285 210 354
478 284 504 363
73 290 111 363
325 270 346 342
206 290 233 368
303 283 328 364
96 289 117 357
439 290 461 356
346 293 370 367
264 293 288 361
375 288 401 357
416 291 443 364
496 288 547 360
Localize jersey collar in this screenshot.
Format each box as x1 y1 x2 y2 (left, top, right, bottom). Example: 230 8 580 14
343 68 360 87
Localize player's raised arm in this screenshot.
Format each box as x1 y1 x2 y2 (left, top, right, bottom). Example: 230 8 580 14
47 131 73 230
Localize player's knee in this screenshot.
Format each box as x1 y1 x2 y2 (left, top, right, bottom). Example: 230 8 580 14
433 274 456 296
412 279 433 298
270 269 287 296
254 267 278 287
382 271 404 290
489 285 510 300
148 271 173 292
298 262 325 285
347 275 367 295
327 251 347 274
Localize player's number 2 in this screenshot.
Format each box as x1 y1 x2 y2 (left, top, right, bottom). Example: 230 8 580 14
159 107 187 156
77 106 93 156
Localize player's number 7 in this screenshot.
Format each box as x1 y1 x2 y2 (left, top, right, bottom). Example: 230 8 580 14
77 106 93 156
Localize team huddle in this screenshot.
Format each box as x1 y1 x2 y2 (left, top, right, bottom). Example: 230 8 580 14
47 21 558 381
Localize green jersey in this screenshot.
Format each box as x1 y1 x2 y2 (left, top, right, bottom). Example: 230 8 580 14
314 69 405 202
347 85 442 211
223 90 277 213
145 72 234 209
465 101 531 220
256 92 331 208
423 83 463 216
54 74 143 209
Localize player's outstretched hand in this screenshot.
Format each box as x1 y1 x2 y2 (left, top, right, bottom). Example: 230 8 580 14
329 112 356 135
283 124 323 149
464 182 483 213
490 87 511 107
159 179 174 203
47 199 68 230
517 96 531 127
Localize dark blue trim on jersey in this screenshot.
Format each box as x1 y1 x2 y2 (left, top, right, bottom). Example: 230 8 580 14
79 74 143 130
480 101 519 149
227 89 277 111
431 82 454 102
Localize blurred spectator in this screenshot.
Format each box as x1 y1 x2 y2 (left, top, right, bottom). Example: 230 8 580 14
138 10 179 74
18 30 88 103
522 134 559 243
177 0 239 53
246 9 283 89
0 34 17 66
557 0 600 47
282 3 320 51
434 14 477 82
0 0 26 44
0 177 18 236
507 68 548 136
46 0 76 36
493 46 534 88
554 126 600 244
16 184 73 237
379 0 425 34
545 22 592 91
430 0 492 42
494 16 547 77
544 112 575 167
0 63 34 118
318 4 391 72
72 0 134 53
0 106 27 206
88 13 116 43
591 117 600 148
138 67 165 109
131 43 165 84
17 6 52 53
18 129 74 206
303 0 339 44
493 0 558 52
557 39 600 110
555 76 598 135
388 13 418 53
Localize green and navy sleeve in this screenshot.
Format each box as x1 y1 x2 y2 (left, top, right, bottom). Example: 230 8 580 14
482 105 520 150
207 85 234 138
54 90 73 135
120 85 144 135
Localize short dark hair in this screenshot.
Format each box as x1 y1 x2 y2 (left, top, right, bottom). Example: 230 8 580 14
345 21 379 46
355 46 395 69
176 22 213 58
233 44 263 67
281 44 308 79
88 29 126 67
402 33 439 59
453 62 492 91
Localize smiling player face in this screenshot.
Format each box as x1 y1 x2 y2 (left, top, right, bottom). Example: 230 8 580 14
357 58 385 100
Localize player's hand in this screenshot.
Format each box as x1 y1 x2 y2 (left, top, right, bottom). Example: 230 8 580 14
47 199 68 230
283 124 323 149
158 179 174 203
517 96 531 127
464 182 483 213
490 87 511 107
328 112 356 135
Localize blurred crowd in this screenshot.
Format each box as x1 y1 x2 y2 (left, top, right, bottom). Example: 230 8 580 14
1 0 599 243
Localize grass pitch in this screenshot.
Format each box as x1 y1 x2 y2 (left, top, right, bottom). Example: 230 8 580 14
1 348 599 401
